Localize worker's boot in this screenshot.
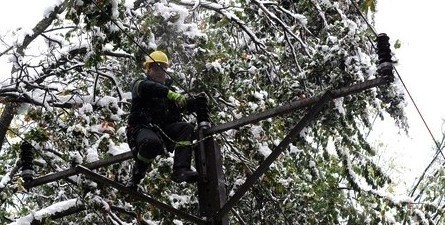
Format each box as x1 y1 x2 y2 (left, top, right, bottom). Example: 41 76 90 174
127 159 152 190
171 147 198 183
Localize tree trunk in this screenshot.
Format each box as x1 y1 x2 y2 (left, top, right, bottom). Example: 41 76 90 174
0 103 16 150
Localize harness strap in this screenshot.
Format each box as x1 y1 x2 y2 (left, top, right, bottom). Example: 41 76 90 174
137 153 154 164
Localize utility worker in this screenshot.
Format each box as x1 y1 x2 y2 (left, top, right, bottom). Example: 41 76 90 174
126 50 199 189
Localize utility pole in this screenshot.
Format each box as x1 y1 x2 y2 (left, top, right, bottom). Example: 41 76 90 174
195 95 229 225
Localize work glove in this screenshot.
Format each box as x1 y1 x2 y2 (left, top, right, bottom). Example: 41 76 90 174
167 90 187 108
188 92 208 113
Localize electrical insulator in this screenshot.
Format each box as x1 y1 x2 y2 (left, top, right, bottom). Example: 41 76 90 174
376 33 394 78
20 142 34 183
196 94 210 129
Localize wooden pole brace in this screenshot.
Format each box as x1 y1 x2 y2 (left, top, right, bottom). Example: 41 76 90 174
76 165 207 224
26 151 133 188
207 77 390 135
212 91 333 220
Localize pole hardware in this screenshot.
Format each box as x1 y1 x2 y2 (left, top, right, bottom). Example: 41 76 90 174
376 33 394 80
20 142 34 186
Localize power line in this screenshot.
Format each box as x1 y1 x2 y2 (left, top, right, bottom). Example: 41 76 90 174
350 0 445 195
351 0 440 149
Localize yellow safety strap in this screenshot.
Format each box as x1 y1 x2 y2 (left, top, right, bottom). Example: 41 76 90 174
175 140 192 148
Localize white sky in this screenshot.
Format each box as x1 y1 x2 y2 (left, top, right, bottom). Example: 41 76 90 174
0 0 444 193
0 1 60 31
373 0 445 191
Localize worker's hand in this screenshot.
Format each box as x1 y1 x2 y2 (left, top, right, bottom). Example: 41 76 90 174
187 92 208 113
195 92 208 102
167 90 187 108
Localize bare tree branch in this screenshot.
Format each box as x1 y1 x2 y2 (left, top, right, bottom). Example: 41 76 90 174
0 0 69 151
40 33 63 49
0 160 21 194
0 46 13 57
179 0 266 51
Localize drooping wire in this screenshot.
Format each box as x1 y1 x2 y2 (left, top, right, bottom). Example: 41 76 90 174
350 0 445 196
351 0 441 149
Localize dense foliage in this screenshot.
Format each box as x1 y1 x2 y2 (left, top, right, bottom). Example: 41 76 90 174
0 0 440 224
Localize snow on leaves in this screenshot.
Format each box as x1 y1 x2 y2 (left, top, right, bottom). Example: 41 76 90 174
0 0 427 224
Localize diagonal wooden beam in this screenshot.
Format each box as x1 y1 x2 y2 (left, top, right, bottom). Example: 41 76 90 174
26 151 133 188
207 77 390 135
212 91 333 221
76 165 207 224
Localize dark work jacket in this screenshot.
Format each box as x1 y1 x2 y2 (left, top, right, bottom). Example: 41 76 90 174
127 76 182 129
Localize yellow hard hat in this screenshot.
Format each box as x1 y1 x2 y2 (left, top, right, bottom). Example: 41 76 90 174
144 51 169 69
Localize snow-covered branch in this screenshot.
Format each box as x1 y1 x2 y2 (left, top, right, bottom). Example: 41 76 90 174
179 0 266 51
308 0 329 29
336 146 428 222
0 160 21 193
14 0 68 58
251 0 312 56
88 70 124 101
8 199 84 225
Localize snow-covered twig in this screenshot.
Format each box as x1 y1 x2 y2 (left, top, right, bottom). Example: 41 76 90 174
336 146 431 223
284 31 302 72
0 46 13 57
179 0 266 51
0 159 21 193
252 0 312 56
307 0 329 29
88 69 124 100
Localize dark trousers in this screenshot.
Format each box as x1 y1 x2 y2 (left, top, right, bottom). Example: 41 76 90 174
127 122 194 182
